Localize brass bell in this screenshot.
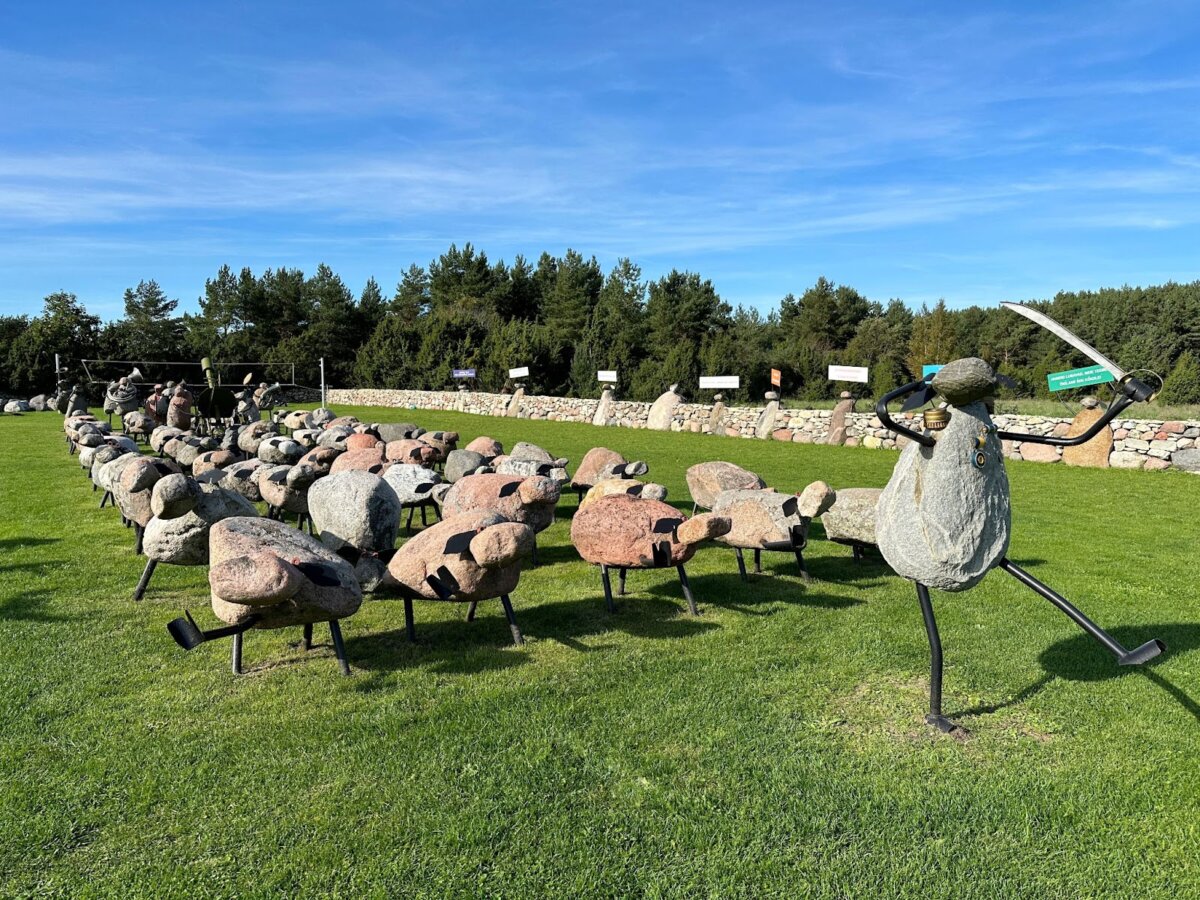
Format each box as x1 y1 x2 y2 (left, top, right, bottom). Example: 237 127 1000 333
923 407 951 431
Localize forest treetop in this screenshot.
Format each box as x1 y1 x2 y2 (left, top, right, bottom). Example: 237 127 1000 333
4 243 1200 405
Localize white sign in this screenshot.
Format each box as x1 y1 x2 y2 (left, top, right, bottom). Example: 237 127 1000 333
828 365 869 384
699 376 740 390
508 366 530 379
597 370 618 383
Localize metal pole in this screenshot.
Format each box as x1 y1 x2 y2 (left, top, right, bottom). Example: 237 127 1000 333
320 357 327 408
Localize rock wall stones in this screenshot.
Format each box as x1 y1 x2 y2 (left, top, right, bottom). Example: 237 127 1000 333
328 388 1200 472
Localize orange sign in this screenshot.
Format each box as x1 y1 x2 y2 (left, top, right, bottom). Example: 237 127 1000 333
770 368 781 387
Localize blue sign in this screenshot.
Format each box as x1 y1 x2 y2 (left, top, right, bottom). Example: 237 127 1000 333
922 364 944 378
452 368 476 379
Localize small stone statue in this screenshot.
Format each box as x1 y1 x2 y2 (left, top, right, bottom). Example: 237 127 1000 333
167 383 194 430
103 376 140 417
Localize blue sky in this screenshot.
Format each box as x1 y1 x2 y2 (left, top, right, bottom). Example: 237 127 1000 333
3 0 1200 320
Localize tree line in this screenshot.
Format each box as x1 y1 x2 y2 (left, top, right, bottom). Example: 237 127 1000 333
3 243 1200 405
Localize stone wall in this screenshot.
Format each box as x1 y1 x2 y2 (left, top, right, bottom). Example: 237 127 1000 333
328 388 1200 473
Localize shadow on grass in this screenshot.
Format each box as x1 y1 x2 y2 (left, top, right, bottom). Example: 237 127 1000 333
0 589 77 622
0 536 61 550
1035 623 1200 722
642 569 864 617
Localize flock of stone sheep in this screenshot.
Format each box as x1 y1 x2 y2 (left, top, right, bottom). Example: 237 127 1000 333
61 404 875 676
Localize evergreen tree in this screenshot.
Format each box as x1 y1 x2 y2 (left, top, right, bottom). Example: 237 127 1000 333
1159 350 1200 405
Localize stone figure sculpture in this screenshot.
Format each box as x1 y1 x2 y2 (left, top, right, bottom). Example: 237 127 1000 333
876 340 1164 732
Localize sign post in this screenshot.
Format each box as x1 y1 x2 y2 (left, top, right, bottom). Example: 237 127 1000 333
320 357 326 407
770 368 781 388
922 364 944 379
597 370 618 383
1047 364 1116 392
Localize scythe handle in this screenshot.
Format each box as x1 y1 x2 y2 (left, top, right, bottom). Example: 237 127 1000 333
875 379 936 448
996 376 1152 446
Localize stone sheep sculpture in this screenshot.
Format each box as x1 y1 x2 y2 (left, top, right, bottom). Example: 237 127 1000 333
166 517 362 675
711 482 835 582
570 494 731 615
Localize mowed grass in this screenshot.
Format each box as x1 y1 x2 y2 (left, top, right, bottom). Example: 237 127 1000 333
2 406 1199 899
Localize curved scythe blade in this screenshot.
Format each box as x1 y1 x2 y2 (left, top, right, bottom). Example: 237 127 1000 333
1000 302 1126 380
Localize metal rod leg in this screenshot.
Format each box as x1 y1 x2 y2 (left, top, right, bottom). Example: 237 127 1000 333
231 632 243 675
329 620 351 676
530 543 539 567
735 548 748 582
134 524 144 556
404 597 416 643
500 595 524 646
754 549 762 574
916 583 956 732
677 564 699 616
794 549 811 583
133 559 157 602
302 623 313 650
420 504 427 526
466 601 478 622
999 558 1164 665
618 567 627 595
600 565 616 613
405 507 414 534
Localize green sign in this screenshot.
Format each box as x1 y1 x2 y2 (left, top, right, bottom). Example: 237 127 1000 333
1046 364 1116 392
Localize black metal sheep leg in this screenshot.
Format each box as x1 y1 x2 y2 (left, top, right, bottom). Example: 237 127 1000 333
998 558 1164 666
754 549 762 574
405 507 415 535
677 564 699 616
231 632 244 675
329 620 351 676
500 595 524 646
132 559 157 602
420 504 428 526
794 549 811 583
618 568 627 596
466 601 477 622
915 582 956 733
404 597 416 642
302 623 313 650
735 548 749 582
134 524 144 556
600 564 616 613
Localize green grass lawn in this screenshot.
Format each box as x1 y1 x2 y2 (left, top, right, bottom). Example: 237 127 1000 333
2 407 1199 898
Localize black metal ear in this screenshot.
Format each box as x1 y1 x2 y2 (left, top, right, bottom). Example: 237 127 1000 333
378 547 398 564
297 561 342 586
425 566 460 600
415 482 433 494
268 469 288 483
652 517 681 534
626 484 644 495
612 463 629 476
901 384 937 412
781 496 799 517
335 545 363 565
498 481 520 497
536 463 553 475
368 464 383 474
443 531 474 554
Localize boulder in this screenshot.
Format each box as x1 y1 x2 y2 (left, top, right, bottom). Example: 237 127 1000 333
579 479 669 509
223 459 270 501
384 439 436 465
344 432 382 452
1170 447 1200 473
282 410 313 431
592 388 615 427
495 456 570 485
257 435 305 465
713 483 835 551
646 385 682 431
309 470 401 558
151 473 201 519
330 446 389 475
826 392 855 445
237 420 276 455
571 447 624 489
377 422 425 442
258 464 317 514
821 488 882 546
755 393 781 440
382 511 532 602
876 400 1009 591
440 473 560 533
4 399 29 413
193 449 242 476
1019 442 1061 463
464 435 503 459
382 463 443 506
208 517 361 629
445 449 489 483
28 394 48 412
1061 407 1113 468
310 408 337 428
685 461 766 510
296 445 342 477
143 483 257 566
571 494 729 568
930 358 996 406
